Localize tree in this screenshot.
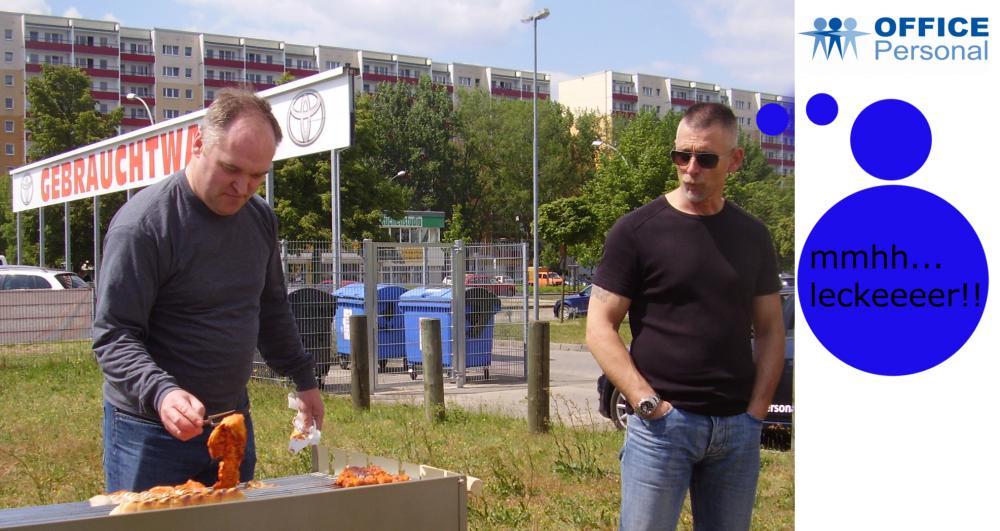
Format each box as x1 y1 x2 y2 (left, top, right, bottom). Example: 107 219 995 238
453 90 595 242
538 196 598 313
0 64 123 266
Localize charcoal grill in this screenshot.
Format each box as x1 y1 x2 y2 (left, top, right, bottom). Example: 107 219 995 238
0 447 472 530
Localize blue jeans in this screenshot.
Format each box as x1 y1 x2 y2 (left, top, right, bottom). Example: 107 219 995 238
103 401 257 492
619 407 762 531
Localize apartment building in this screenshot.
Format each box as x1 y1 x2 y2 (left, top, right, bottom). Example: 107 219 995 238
559 70 794 175
0 10 552 169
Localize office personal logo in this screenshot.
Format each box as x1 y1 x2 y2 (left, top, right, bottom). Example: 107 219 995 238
19 175 32 206
287 90 325 147
802 16 990 62
801 17 868 60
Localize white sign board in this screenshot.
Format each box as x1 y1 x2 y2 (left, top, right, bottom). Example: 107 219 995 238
9 68 353 212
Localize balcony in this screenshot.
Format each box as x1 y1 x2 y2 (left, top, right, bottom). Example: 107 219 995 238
122 117 153 127
25 39 71 52
491 86 522 98
121 73 155 84
767 158 795 167
121 52 155 63
671 97 696 107
75 44 119 56
433 83 454 94
245 61 284 73
82 67 119 79
285 67 319 79
205 56 244 69
91 90 120 101
760 142 788 150
25 64 42 73
612 111 637 118
205 77 243 88
363 72 397 83
612 92 638 102
250 81 277 91
121 95 156 106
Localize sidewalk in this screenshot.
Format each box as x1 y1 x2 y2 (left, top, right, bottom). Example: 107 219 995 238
372 344 614 430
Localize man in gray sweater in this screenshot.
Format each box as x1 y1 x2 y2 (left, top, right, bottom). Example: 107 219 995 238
93 89 324 492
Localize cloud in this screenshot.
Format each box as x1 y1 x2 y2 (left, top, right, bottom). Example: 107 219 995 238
6 0 51 15
622 60 705 83
61 7 82 19
101 13 120 22
176 0 533 57
676 0 793 95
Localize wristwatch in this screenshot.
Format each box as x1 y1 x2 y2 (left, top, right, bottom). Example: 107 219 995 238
636 395 662 419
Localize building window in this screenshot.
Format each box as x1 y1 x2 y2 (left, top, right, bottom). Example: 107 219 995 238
4 144 13 156
3 51 12 63
162 44 179 55
4 29 12 40
185 88 193 99
206 89 214 100
162 66 179 77
642 86 653 96
325 60 340 69
3 74 12 86
163 109 180 119
3 121 13 133
4 97 12 110
185 67 192 78
163 87 180 98
97 103 108 113
184 46 192 57
458 76 472 87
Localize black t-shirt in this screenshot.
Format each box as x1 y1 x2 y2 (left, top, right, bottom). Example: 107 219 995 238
593 196 780 416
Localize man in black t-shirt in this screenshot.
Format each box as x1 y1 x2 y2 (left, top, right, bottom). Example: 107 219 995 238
587 102 785 531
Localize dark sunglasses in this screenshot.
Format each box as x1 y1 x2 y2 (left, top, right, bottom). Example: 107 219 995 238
671 150 726 169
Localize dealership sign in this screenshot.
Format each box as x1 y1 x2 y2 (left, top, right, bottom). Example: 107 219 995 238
10 68 353 212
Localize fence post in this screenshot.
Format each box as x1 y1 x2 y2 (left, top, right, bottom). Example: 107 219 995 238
527 320 550 433
350 315 370 410
452 240 466 387
363 239 378 392
421 317 446 422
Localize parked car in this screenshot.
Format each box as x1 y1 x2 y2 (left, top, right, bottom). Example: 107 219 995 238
553 284 591 319
442 274 515 297
598 286 795 432
0 265 90 290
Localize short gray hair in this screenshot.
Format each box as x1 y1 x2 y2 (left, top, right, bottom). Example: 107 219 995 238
681 102 739 148
201 88 282 147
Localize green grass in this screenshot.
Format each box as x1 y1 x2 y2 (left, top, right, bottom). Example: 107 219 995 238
0 350 792 529
497 317 631 346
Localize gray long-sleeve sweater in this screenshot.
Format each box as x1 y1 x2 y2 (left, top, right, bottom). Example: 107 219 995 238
93 171 315 421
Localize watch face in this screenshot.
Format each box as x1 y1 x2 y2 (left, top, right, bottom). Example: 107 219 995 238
639 398 656 416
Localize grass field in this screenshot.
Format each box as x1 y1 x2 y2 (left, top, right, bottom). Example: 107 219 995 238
497 317 631 346
0 350 792 529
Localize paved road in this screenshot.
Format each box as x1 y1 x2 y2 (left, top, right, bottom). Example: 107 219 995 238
372 344 614 430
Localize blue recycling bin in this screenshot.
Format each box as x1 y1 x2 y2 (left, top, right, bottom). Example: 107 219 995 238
333 283 407 371
398 286 501 379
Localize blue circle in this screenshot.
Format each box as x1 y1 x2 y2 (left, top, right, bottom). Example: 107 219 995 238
806 93 838 125
755 103 789 136
850 99 931 180
798 185 988 376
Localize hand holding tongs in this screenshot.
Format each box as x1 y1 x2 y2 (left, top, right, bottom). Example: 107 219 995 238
204 410 236 427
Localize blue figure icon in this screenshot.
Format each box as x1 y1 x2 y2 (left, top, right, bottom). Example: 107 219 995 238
841 18 869 59
825 18 844 59
801 17 830 59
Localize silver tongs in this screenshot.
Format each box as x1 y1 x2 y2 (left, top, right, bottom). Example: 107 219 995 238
204 410 237 427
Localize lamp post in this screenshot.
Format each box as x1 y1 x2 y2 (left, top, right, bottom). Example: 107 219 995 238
126 93 154 200
592 139 630 167
388 170 408 183
521 7 549 321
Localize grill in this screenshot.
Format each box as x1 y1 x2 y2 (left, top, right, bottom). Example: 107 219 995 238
0 448 471 530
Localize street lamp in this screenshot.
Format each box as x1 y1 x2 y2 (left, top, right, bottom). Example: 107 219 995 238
592 139 630 167
388 170 408 183
126 92 155 126
521 7 549 321
126 93 154 201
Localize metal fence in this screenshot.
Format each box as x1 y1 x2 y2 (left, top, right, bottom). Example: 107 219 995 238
0 239 528 397
0 288 93 358
253 239 529 393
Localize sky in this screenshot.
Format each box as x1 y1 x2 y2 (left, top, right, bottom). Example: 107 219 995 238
7 0 794 98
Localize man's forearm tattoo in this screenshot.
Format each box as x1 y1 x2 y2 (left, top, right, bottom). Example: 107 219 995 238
592 285 612 302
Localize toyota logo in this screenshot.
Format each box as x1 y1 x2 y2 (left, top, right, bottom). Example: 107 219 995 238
287 90 325 146
19 175 33 206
